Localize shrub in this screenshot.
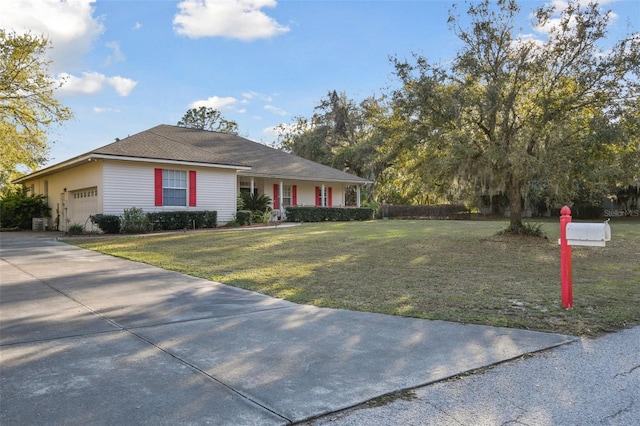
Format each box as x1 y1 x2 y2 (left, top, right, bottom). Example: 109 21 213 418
499 222 546 237
239 193 272 212
236 210 252 226
285 207 375 222
146 211 217 231
67 223 85 235
120 207 151 234
0 188 51 229
239 193 272 223
96 215 121 234
255 208 272 224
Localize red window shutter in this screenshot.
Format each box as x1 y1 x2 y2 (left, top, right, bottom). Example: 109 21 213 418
292 185 297 206
328 187 333 207
154 168 163 206
315 186 321 206
189 171 197 207
273 184 279 209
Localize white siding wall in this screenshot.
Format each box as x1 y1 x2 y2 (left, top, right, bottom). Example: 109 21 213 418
197 167 237 223
103 161 237 223
102 161 154 214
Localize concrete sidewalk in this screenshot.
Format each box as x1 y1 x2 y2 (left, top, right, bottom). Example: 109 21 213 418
1 231 574 425
306 327 640 426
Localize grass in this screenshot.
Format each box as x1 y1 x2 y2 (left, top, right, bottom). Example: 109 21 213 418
66 219 640 337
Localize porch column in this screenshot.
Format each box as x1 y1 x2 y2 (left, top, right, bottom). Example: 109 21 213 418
279 180 284 211
250 177 255 195
356 185 361 207
321 184 326 207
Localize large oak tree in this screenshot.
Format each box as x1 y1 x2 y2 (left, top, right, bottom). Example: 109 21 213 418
390 0 639 231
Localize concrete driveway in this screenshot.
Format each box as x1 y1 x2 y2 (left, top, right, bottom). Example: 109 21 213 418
0 231 574 425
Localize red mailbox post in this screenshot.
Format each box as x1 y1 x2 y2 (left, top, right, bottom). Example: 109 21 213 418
559 206 573 309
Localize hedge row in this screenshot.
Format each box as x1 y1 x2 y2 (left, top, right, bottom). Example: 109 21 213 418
285 206 374 222
379 204 469 219
147 211 217 231
96 210 218 233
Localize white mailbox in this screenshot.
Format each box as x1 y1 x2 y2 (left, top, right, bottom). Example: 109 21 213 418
565 222 611 247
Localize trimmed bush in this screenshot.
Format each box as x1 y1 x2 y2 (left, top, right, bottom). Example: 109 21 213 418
146 210 217 231
285 207 374 222
96 215 121 234
236 210 252 226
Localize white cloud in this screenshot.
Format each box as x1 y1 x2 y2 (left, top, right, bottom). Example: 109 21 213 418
242 90 273 102
93 107 120 114
190 96 239 110
264 104 288 116
57 72 105 95
132 22 142 30
107 76 137 96
173 0 290 40
104 41 126 66
0 0 104 72
57 72 137 97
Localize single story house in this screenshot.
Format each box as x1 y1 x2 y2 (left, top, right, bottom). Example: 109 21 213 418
15 124 371 231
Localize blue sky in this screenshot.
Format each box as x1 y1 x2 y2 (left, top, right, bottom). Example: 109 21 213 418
2 0 638 168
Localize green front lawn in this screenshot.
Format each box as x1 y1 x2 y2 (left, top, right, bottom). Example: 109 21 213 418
66 220 640 336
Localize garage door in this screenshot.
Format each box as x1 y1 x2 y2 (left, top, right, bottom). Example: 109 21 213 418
69 187 98 229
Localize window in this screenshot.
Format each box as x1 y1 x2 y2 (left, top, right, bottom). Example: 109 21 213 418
282 185 292 207
315 186 332 207
273 184 297 209
163 170 187 206
155 169 196 207
239 180 257 195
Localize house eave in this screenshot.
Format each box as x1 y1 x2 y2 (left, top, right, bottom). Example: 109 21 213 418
13 154 94 184
13 154 251 184
239 172 372 185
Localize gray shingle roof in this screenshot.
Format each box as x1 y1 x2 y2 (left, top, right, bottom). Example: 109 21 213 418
93 124 370 184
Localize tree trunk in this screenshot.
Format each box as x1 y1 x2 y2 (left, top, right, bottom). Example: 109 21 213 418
506 179 523 232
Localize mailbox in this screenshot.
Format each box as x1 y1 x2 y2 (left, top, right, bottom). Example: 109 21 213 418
565 222 611 247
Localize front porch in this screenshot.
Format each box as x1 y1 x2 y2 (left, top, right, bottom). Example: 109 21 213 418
238 176 363 211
